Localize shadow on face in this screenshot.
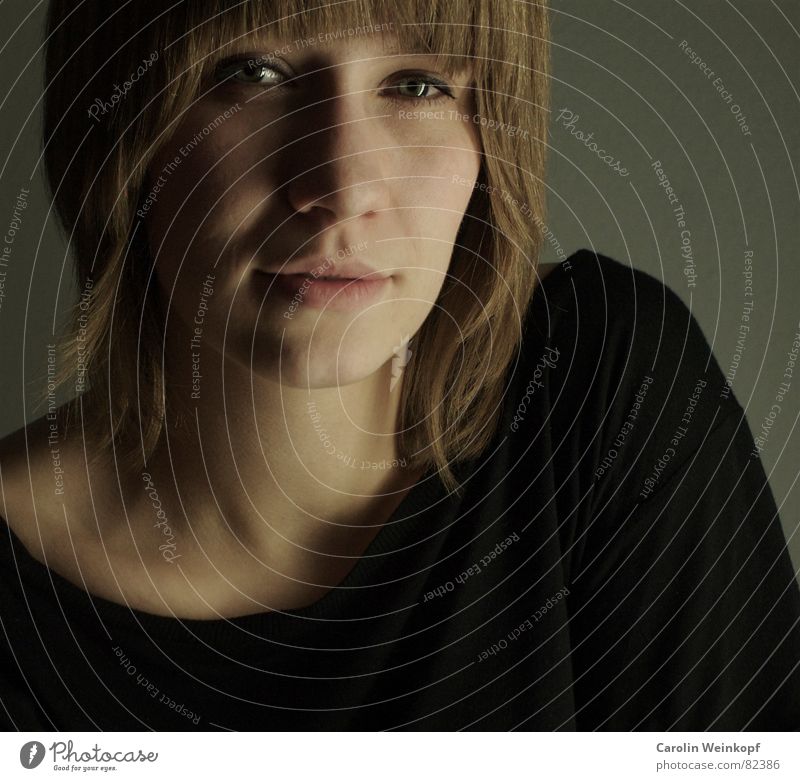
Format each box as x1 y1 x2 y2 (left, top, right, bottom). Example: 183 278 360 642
144 31 482 389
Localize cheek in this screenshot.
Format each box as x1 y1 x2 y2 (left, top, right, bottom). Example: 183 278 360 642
383 122 481 308
144 127 277 337
144 115 268 277
394 142 480 290
394 122 481 238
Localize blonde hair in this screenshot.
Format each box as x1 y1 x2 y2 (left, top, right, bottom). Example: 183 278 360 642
44 0 551 494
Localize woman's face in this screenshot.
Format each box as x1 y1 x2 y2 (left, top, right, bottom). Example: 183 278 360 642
144 30 482 388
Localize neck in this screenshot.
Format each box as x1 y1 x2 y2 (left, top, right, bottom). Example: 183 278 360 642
114 317 422 558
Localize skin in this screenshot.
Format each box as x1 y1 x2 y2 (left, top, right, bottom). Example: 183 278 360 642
0 31 486 618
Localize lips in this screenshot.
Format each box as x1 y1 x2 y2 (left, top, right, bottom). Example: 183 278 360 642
255 267 392 312
263 257 390 281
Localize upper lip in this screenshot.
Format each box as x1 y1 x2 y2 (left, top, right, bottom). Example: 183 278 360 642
262 257 390 280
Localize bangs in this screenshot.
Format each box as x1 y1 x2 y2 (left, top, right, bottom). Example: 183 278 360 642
165 0 480 81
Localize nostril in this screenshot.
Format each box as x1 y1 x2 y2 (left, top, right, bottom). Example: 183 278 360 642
286 164 391 222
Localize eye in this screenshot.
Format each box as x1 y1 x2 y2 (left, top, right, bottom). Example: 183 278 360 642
213 56 287 88
384 73 456 104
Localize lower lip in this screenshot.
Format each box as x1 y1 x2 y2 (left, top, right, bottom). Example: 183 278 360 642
259 272 392 312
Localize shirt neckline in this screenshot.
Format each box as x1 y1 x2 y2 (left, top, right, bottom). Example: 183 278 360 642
0 464 452 644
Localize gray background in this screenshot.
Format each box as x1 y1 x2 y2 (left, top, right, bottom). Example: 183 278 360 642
1 1 798 580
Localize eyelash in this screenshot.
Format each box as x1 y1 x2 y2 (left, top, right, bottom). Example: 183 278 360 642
212 57 456 105
383 73 456 106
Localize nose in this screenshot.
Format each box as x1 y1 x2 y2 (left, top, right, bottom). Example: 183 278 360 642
284 94 392 225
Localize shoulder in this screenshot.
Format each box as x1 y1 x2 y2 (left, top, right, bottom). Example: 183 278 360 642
530 249 699 332
0 413 56 513
527 250 735 403
0 407 97 559
0 415 57 550
521 249 745 496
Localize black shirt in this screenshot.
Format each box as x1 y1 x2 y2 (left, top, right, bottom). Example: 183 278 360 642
2 250 799 730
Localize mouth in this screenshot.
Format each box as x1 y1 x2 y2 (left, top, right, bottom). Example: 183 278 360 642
255 269 393 313
263 257 391 281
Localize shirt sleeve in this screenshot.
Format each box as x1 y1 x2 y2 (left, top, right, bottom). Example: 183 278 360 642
566 404 800 730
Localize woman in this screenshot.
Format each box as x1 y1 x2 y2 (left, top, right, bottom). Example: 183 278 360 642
0 0 798 730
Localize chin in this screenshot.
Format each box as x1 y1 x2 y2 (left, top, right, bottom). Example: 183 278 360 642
251 339 389 390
